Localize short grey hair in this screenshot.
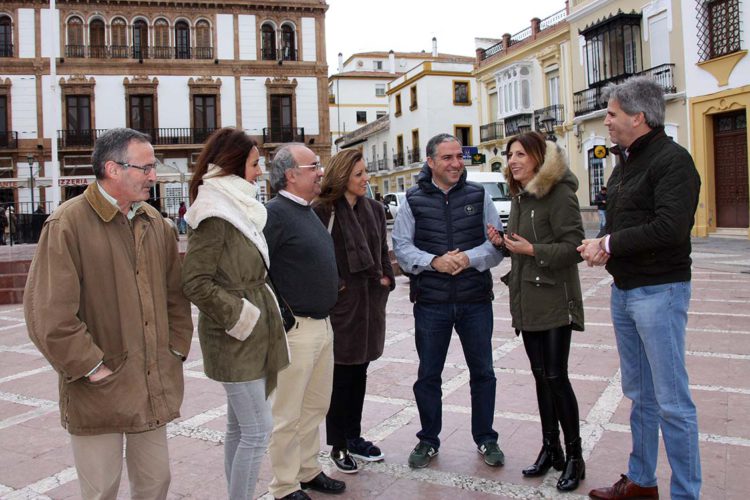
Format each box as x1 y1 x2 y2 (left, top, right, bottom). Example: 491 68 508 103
269 143 304 191
601 76 665 128
426 133 462 159
91 128 151 179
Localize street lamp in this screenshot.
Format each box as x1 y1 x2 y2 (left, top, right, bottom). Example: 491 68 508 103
27 154 35 212
539 115 557 142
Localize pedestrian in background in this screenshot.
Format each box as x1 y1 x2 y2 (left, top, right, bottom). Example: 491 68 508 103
488 131 585 491
392 133 505 469
178 201 187 234
313 149 395 474
265 144 343 500
594 186 607 236
579 76 701 500
24 128 193 499
182 128 289 500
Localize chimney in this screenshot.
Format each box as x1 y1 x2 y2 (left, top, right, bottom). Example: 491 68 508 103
432 37 438 57
389 50 395 74
337 52 343 73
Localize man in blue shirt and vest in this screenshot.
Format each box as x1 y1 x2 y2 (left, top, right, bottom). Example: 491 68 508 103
393 133 505 469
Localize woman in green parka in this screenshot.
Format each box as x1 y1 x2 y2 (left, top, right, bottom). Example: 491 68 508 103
181 128 289 500
488 131 585 492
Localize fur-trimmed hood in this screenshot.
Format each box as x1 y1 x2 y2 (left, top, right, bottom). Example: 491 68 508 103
503 141 577 199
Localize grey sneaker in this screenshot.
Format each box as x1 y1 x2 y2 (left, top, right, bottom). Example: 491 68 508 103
408 441 438 468
478 441 505 466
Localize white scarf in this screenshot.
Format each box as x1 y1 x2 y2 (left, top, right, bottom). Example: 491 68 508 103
185 164 270 266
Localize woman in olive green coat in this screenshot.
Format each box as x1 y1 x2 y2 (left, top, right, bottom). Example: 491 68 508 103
488 132 585 492
181 128 289 500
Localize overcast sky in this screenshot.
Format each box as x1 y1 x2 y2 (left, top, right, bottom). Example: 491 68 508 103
324 0 566 74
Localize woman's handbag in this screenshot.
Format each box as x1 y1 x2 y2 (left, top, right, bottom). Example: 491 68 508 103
262 262 296 332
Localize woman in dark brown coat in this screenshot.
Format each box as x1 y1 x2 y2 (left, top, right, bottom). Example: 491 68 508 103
313 149 395 474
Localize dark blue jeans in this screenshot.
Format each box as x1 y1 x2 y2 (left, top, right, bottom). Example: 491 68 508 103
413 301 498 449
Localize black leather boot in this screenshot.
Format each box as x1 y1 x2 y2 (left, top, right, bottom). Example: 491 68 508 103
556 437 585 491
522 432 565 477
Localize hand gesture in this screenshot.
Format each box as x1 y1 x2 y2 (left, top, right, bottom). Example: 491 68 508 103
504 233 535 256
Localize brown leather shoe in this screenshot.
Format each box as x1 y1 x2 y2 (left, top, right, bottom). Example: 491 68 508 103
589 474 659 499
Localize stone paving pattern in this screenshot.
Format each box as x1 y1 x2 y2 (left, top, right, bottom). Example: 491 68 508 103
1 235 750 499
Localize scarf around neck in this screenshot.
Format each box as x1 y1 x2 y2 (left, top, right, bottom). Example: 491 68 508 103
332 196 381 276
185 164 270 266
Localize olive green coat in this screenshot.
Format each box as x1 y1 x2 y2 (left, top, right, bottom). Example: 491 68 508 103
182 215 289 396
502 143 585 333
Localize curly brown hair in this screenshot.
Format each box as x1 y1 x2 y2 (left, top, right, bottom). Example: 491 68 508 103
316 149 364 208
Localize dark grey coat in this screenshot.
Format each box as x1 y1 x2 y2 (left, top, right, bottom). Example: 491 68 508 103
502 143 585 333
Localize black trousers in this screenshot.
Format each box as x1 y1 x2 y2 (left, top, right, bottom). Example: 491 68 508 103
326 362 369 449
522 326 580 444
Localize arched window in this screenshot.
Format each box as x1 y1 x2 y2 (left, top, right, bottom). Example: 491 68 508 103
89 19 105 57
195 20 211 59
261 23 276 60
132 19 148 60
175 21 190 59
280 23 295 61
153 19 169 58
0 16 12 57
111 18 127 58
66 16 84 57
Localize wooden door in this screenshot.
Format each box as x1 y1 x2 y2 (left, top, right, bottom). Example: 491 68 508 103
714 111 749 228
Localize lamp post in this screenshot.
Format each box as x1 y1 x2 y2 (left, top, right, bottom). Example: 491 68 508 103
27 154 35 212
540 115 557 142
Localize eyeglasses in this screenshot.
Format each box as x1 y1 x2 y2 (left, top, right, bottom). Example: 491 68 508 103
296 161 323 171
113 160 162 175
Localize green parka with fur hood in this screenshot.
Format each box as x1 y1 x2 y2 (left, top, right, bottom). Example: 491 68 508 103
501 142 585 333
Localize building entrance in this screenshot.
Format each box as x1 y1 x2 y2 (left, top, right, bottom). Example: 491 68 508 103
714 110 748 228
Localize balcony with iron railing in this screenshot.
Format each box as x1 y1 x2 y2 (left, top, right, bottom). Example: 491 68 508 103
64 44 213 60
261 47 276 61
280 47 297 61
0 43 13 57
393 153 405 168
573 64 677 116
480 121 504 142
367 160 377 173
479 9 567 61
377 158 388 170
0 131 18 149
533 104 565 129
58 128 218 148
408 148 421 164
262 127 304 144
504 113 534 137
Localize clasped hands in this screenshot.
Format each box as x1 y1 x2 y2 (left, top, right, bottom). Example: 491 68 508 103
431 249 470 275
576 237 609 267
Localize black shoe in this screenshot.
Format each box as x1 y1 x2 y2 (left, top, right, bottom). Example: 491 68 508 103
347 436 385 462
557 437 585 492
276 490 311 500
300 472 346 495
522 432 565 477
330 448 358 474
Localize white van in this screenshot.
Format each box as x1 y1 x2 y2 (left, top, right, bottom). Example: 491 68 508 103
466 171 511 230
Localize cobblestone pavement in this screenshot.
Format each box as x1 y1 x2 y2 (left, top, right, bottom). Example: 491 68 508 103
1 235 749 499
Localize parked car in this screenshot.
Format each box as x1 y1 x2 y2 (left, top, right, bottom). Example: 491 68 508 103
383 192 406 221
466 171 511 230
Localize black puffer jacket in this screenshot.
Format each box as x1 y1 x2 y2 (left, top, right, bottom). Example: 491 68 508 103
605 127 701 289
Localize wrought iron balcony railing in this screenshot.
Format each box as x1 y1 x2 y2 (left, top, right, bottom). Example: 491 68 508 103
280 47 297 61
88 45 108 58
194 46 214 60
0 43 13 57
480 121 504 142
261 47 276 61
533 104 565 130
504 113 533 137
393 153 405 167
367 160 377 173
0 131 18 149
408 149 421 164
377 158 388 170
262 127 304 144
58 127 218 148
65 45 86 58
573 64 677 116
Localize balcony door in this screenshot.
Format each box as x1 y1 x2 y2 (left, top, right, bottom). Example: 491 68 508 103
175 21 190 59
0 96 8 147
714 111 749 228
130 95 154 134
89 19 106 58
270 95 292 142
65 95 91 146
193 95 216 143
133 20 148 60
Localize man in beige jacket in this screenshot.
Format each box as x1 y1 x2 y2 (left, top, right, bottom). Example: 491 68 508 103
24 128 193 500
